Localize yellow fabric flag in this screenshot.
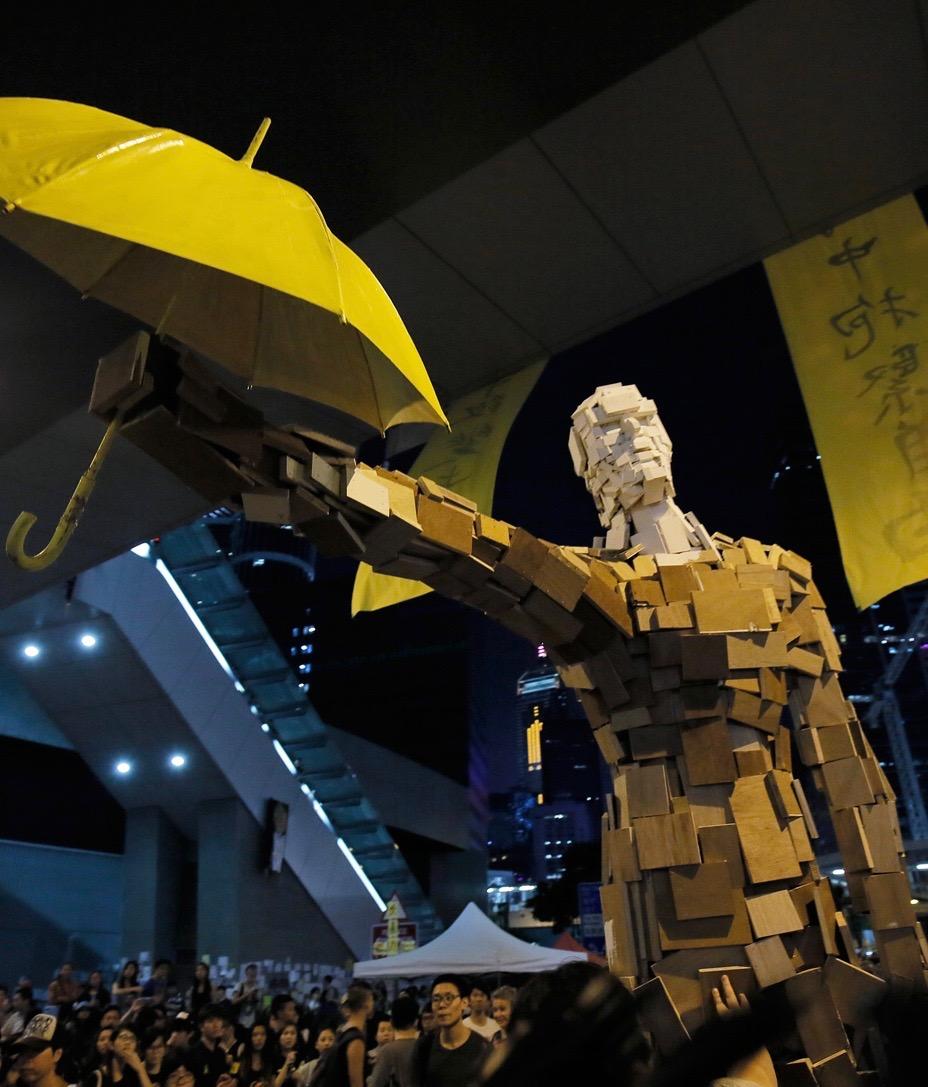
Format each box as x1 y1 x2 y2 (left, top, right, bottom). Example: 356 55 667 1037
351 359 546 615
765 195 928 609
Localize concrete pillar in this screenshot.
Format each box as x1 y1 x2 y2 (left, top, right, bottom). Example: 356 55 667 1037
122 807 186 961
196 797 248 962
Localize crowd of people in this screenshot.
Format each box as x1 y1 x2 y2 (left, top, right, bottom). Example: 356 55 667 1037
1 959 923 1087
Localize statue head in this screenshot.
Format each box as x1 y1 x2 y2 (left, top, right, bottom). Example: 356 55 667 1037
569 383 674 528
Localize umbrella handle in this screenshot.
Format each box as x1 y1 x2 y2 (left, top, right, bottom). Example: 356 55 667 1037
5 414 122 572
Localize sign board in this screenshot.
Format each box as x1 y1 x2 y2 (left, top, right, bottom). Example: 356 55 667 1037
371 893 418 958
577 881 606 956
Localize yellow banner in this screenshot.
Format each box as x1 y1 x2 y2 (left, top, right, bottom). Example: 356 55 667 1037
765 195 928 609
351 359 546 615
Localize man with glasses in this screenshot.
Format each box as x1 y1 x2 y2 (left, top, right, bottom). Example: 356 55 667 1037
411 977 489 1087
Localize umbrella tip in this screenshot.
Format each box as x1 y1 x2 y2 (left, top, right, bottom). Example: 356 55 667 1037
240 117 272 167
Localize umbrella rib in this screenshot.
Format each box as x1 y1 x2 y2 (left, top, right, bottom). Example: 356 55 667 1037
79 238 140 300
354 324 385 434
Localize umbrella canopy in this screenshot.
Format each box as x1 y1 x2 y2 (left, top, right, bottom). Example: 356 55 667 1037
353 902 588 978
0 97 447 433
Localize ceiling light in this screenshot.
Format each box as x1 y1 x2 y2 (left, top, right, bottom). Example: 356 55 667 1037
115 760 132 775
831 868 845 877
911 898 920 906
169 753 187 769
22 644 41 659
80 633 97 648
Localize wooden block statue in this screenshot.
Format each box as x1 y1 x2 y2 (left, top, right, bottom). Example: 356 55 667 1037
97 344 927 1079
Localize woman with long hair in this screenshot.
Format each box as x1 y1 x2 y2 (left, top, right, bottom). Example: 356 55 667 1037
237 1023 277 1087
187 964 213 1025
112 963 143 1011
272 1025 303 1087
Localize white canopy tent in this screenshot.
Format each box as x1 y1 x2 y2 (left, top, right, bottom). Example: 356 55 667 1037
353 902 589 978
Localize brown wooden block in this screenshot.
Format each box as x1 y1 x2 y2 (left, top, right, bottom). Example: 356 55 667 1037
760 667 789 704
725 674 761 694
652 946 749 1034
698 567 739 592
374 553 440 580
822 757 876 810
796 727 824 767
582 574 634 638
629 725 682 760
778 1059 817 1087
786 596 822 645
813 610 844 671
784 967 850 1064
499 526 549 580
650 871 753 950
799 673 852 727
593 725 625 765
730 776 802 884
863 872 917 929
647 631 683 667
669 861 733 919
678 761 733 826
823 957 886 1027
634 977 689 1056
745 935 796 987
859 802 904 872
739 537 768 564
779 549 813 581
735 748 773 777
475 513 511 548
611 706 653 731
698 966 757 1012
654 602 695 629
680 718 738 785
682 684 726 720
835 913 857 962
625 763 672 819
305 510 366 556
416 494 473 555
875 927 926 985
587 653 630 710
783 926 827 971
633 811 701 869
735 563 791 600
577 689 610 729
557 661 595 689
812 1051 859 1087
766 770 803 820
607 827 642 882
361 513 421 564
629 578 666 607
728 689 783 734
446 552 496 590
680 634 729 679
698 824 745 887
659 563 702 603
632 554 658 578
788 817 816 862
523 588 584 643
861 756 887 800
534 548 591 610
417 476 477 511
651 665 683 692
746 889 805 938
787 646 824 677
775 727 793 774
692 589 774 634
817 724 857 763
600 882 638 977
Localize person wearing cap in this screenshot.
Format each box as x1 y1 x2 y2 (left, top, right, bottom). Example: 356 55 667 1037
9 1015 77 1087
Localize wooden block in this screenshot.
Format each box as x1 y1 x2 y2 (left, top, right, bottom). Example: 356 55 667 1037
600 882 638 977
698 824 745 888
778 1059 817 1087
345 466 390 517
859 802 904 873
305 510 366 556
799 673 852 727
680 718 738 784
745 935 796 987
813 610 844 671
726 631 792 669
698 966 757 1012
416 494 474 555
582 574 634 638
728 689 783 734
863 872 917 929
692 589 774 633
787 646 824 677
745 889 805 938
90 330 150 415
779 549 813 581
784 968 850 1064
775 726 793 774
632 811 701 869
633 977 689 1056
534 548 590 610
607 827 642 882
681 683 726 720
735 748 772 777
650 871 753 950
812 1051 859 1087
669 861 733 919
766 770 803 820
788 817 816 862
760 667 788 704
822 757 876 810
725 673 761 694
680 634 729 679
624 764 672 819
654 602 694 629
659 563 702 603
475 513 511 548
730 776 802 884
648 631 683 667
681 775 733 828
874 927 926 985
629 578 665 607
418 475 477 511
633 554 658 578
629 725 682 760
652 946 749 1034
523 588 584 643
823 957 886 1027
593 724 625 765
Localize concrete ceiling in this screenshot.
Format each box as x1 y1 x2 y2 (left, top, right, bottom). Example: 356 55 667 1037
2 0 928 604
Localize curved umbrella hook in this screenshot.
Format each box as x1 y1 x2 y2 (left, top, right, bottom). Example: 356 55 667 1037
6 414 122 572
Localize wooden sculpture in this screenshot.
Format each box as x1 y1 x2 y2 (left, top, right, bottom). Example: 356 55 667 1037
92 339 927 1080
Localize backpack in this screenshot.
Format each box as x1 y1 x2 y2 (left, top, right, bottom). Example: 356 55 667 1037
308 1028 364 1087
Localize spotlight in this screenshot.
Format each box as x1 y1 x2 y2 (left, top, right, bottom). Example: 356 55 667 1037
80 633 97 648
115 760 132 775
169 753 187 769
22 644 41 659
260 723 271 733
831 868 845 877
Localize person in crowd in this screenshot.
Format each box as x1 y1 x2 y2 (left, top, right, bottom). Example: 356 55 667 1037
187 968 213 1028
86 1026 114 1078
365 1019 393 1076
81 975 110 1011
368 996 418 1087
47 967 80 1019
165 1016 193 1056
230 969 260 1033
292 1028 332 1087
310 986 371 1087
141 966 173 1008
236 1023 276 1087
410 976 488 1087
111 968 142 1014
188 1006 237 1087
106 1025 157 1087
2 989 39 1043
8 1015 76 1087
266 998 297 1041
460 986 494 1043
99 1009 121 1033
414 1011 436 1038
141 1032 168 1087
488 989 515 1048
62 1006 99 1074
272 1026 302 1087
218 1018 242 1076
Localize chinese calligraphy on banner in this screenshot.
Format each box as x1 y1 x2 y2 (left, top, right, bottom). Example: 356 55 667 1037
765 195 928 609
351 358 546 615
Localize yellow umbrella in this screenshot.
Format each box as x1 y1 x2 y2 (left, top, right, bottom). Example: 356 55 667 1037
0 97 448 569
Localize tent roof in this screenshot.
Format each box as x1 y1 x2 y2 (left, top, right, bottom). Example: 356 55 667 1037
353 902 588 978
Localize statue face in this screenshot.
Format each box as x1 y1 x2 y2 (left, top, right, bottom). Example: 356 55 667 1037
569 382 674 526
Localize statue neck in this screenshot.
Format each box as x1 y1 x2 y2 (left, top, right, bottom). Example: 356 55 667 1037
606 497 713 560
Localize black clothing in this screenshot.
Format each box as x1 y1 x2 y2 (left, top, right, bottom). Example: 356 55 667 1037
189 1040 231 1087
309 1027 364 1087
411 1032 488 1087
